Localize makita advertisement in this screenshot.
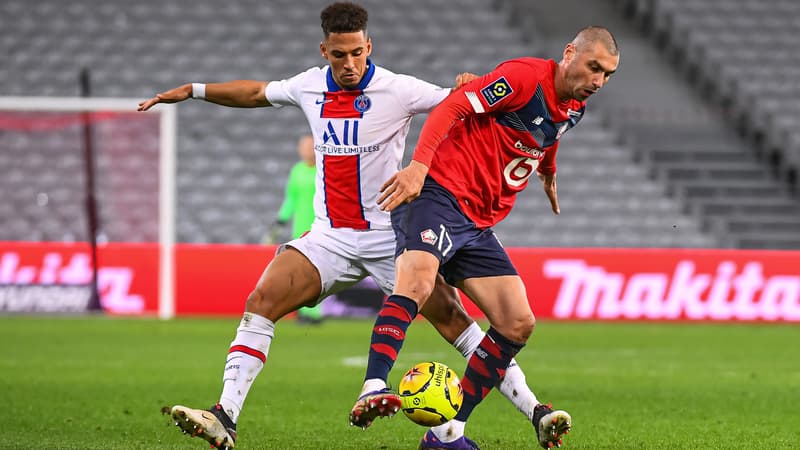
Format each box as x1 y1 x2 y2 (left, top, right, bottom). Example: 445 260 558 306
512 248 800 322
1 243 798 321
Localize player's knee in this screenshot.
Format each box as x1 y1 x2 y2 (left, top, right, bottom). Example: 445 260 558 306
404 278 436 304
245 283 294 319
395 251 439 303
245 287 270 315
519 314 536 342
395 272 437 304
497 313 535 343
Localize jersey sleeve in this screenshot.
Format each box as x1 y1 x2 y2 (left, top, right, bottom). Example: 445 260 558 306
412 59 542 166
265 67 319 107
392 74 450 115
460 59 541 115
537 141 559 176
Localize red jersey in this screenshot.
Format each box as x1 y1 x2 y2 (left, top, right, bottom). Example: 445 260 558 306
412 58 585 228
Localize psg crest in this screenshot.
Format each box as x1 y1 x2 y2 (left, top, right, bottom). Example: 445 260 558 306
354 94 371 113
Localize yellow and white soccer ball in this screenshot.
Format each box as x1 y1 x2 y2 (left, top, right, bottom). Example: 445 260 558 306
398 361 463 426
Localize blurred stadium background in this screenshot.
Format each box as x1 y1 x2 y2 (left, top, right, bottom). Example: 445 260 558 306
2 0 798 248
1 0 799 319
2 2 800 448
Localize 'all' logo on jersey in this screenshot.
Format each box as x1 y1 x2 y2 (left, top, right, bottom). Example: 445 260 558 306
323 120 360 145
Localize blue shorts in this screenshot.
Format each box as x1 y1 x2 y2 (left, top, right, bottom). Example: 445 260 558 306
391 177 518 285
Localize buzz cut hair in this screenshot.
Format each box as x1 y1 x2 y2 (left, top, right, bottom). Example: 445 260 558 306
320 2 368 37
572 26 619 56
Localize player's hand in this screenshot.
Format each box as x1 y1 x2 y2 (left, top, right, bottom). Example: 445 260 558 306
137 84 193 111
453 72 479 91
538 172 560 214
379 160 429 211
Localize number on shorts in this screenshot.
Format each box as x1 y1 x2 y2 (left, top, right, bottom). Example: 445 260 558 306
438 224 453 257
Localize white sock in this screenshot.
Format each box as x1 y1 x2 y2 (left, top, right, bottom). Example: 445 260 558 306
360 378 387 397
453 322 539 420
431 419 466 443
498 360 539 421
452 321 484 358
219 313 275 423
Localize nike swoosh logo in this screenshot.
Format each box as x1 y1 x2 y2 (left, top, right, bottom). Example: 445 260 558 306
315 99 333 105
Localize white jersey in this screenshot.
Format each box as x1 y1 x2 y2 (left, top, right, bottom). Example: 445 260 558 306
265 61 450 230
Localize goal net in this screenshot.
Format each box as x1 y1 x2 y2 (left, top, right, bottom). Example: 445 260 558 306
0 97 176 318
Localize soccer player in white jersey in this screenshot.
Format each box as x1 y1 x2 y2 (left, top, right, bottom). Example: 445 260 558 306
139 3 544 449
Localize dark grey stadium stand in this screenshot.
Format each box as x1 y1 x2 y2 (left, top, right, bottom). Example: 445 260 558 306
0 0 747 248
613 0 800 248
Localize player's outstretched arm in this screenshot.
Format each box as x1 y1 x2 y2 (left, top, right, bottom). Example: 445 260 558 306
137 80 270 111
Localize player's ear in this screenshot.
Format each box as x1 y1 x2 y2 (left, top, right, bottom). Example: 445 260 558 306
563 43 576 63
365 37 372 56
320 41 328 59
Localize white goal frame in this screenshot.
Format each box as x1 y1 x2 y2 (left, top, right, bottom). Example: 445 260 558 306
0 97 177 319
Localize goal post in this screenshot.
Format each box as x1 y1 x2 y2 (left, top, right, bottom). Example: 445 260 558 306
0 97 177 319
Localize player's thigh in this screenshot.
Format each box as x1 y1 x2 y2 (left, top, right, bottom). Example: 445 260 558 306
457 275 534 342
249 246 322 319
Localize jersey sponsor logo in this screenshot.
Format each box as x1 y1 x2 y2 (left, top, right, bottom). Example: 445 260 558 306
567 108 582 118
315 98 333 105
532 116 544 125
322 120 359 146
513 140 543 157
480 77 513 106
317 120 379 154
353 94 371 113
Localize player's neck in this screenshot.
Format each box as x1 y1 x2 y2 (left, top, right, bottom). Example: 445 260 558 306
553 65 572 102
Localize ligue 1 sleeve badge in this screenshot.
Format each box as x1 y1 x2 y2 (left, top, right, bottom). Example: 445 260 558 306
480 77 513 106
354 94 371 113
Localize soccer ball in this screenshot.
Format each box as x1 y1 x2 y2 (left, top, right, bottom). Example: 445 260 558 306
398 361 462 426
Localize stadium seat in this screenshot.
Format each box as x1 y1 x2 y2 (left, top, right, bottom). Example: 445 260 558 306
3 0 791 248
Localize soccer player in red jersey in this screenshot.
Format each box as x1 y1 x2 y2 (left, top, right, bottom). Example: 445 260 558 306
357 26 620 449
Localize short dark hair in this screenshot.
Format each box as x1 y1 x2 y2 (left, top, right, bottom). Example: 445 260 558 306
320 2 368 37
573 26 619 56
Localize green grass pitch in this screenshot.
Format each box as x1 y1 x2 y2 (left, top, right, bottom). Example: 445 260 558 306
2 316 798 449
